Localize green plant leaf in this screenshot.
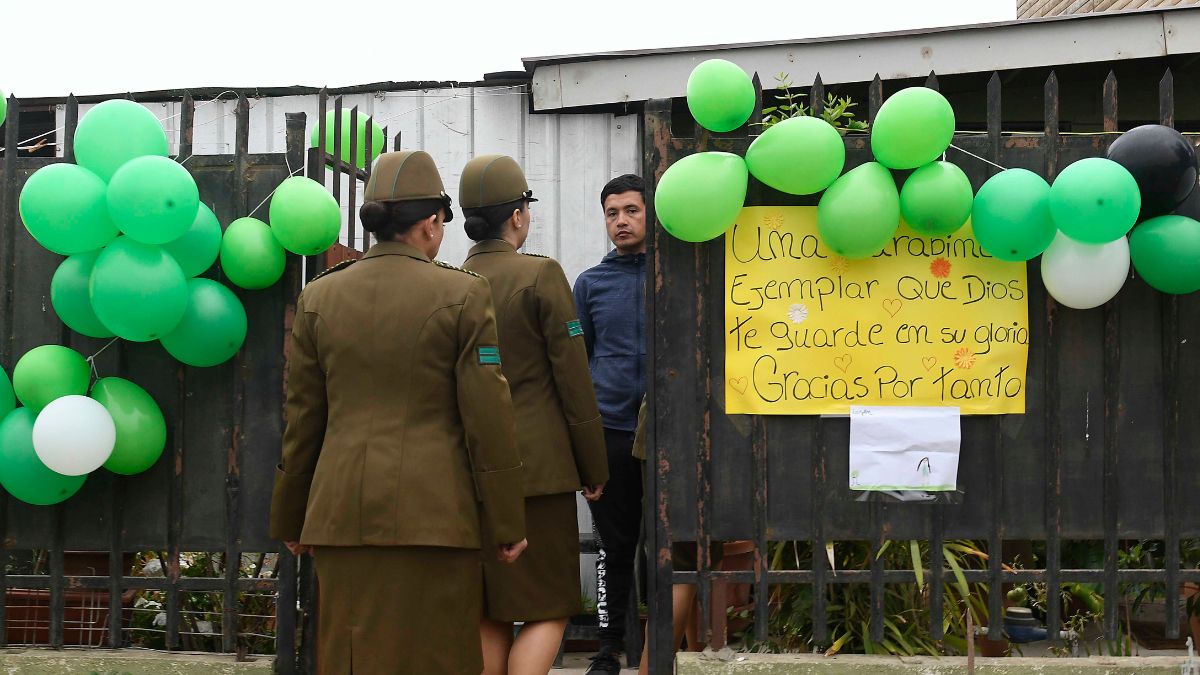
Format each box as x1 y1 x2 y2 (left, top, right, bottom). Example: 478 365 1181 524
909 540 925 592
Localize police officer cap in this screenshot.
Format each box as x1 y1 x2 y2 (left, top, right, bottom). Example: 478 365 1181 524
459 154 539 209
365 150 454 222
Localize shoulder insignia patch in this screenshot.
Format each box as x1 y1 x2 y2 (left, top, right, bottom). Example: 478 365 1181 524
477 346 502 366
522 252 550 259
311 259 356 282
434 260 481 277
566 319 584 338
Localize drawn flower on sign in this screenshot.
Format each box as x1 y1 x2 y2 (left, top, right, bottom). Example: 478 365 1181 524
763 212 785 230
830 257 849 274
954 347 976 370
930 257 952 279
787 303 809 324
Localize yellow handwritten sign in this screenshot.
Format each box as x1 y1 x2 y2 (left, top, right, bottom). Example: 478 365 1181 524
725 207 1028 415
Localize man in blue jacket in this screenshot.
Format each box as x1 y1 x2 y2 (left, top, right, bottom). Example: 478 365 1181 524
574 174 647 674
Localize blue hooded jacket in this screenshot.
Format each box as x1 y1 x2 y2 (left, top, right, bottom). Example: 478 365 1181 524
572 249 646 432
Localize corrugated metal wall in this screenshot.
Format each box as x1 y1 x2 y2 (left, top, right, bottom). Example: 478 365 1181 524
1018 0 1199 18
55 85 641 602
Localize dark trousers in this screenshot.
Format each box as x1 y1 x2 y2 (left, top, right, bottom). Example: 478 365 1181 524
588 427 644 651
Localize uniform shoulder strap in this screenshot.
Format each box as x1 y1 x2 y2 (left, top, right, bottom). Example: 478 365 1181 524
311 259 357 282
434 260 481 278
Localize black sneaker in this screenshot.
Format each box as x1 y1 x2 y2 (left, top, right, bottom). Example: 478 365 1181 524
584 645 623 673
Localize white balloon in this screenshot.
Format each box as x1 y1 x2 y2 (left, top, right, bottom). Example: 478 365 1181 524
1040 231 1130 310
32 395 116 476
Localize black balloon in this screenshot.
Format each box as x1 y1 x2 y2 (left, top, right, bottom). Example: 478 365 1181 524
1106 124 1198 220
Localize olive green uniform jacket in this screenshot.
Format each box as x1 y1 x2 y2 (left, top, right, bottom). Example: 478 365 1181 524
269 241 526 549
463 240 609 495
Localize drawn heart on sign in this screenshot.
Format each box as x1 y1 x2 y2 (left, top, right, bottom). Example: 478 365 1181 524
922 356 937 372
883 298 903 317
729 377 749 395
834 354 853 373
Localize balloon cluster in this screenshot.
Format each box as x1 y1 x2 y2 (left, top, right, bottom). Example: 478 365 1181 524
0 347 166 505
312 109 385 170
20 99 342 366
660 60 1200 309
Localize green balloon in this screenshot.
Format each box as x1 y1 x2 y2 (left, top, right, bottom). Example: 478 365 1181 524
686 59 755 133
220 217 286 290
90 237 189 342
745 116 845 195
817 162 900 259
1049 157 1141 244
654 152 748 243
74 99 169 182
19 163 119 255
0 90 7 128
269 177 342 255
0 367 14 422
107 156 200 245
160 279 247 367
51 251 115 339
91 377 166 475
162 203 222 277
12 345 89 414
900 161 974 236
972 169 1056 262
1129 214 1200 294
870 87 955 170
311 110 386 170
0 408 86 506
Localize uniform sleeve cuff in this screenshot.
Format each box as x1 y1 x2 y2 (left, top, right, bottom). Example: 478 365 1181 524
269 465 313 541
568 417 610 486
475 465 526 546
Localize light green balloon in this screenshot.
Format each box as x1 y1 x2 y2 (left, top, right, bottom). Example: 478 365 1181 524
51 250 115 339
160 279 247 367
0 91 7 128
90 237 189 342
91 377 166 475
745 116 845 195
1049 157 1141 244
654 152 748 243
0 408 86 506
972 169 1056 262
686 59 756 133
269 177 341 255
19 163 119 255
1129 214 1200 294
817 162 900 259
12 345 90 414
107 156 200 245
311 110 385 170
162 203 222 277
220 217 286 290
74 99 169 182
900 161 974 236
0 367 14 422
870 87 955 170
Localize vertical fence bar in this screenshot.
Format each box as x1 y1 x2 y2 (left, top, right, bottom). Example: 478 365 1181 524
332 98 343 212
1042 70 1063 643
0 94 17 650
643 96 673 675
866 75 886 644
223 94 251 655
1159 67 1181 640
393 130 402 152
305 90 329 281
692 115 714 652
362 118 374 250
274 111 307 675
179 94 195 161
347 106 359 252
1100 70 1121 643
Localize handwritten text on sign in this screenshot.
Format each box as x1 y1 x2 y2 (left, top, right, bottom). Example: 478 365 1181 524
725 207 1029 415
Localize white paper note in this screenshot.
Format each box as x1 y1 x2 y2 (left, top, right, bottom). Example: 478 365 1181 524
848 406 961 492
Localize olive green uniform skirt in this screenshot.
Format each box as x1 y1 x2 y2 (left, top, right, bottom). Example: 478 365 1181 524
482 492 582 622
314 546 483 675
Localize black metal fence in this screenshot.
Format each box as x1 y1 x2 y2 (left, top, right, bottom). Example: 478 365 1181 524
0 94 304 668
642 67 1200 672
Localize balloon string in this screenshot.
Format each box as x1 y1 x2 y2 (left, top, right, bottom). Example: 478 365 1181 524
246 163 307 219
85 337 120 382
947 143 1008 171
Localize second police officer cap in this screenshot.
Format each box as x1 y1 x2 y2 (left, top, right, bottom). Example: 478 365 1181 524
365 150 454 222
459 154 538 209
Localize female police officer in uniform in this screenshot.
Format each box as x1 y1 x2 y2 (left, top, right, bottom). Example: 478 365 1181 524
270 150 528 675
459 155 609 675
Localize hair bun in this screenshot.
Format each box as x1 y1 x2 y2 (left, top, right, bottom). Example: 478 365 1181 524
359 201 390 234
463 214 492 242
